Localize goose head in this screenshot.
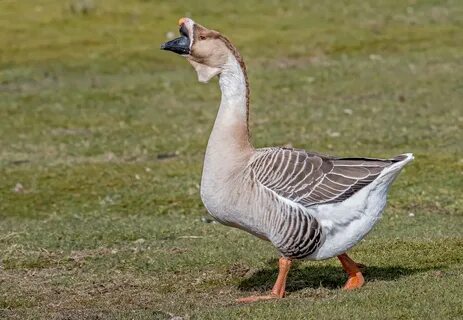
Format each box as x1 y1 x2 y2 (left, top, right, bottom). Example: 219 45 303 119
161 18 235 83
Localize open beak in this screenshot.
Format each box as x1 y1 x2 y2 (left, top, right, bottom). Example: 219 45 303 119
160 24 190 55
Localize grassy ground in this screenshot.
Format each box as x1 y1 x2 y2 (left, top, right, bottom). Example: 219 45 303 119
1 0 462 319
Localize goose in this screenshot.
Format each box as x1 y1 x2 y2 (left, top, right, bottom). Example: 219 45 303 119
161 18 414 303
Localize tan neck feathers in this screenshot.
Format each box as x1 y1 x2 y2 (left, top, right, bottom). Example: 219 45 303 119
217 35 250 136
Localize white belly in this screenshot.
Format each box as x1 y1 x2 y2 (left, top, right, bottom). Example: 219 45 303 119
308 163 406 260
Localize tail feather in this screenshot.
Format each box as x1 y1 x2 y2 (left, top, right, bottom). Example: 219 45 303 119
392 153 414 163
379 153 414 181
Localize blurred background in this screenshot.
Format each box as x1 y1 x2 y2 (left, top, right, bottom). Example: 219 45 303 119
1 1 462 319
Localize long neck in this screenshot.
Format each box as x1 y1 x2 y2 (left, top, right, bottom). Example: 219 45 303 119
218 55 250 136
202 53 253 186
207 54 252 152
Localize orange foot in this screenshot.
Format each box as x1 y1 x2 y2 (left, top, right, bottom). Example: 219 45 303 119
343 271 365 290
237 257 292 304
236 294 280 303
338 253 366 290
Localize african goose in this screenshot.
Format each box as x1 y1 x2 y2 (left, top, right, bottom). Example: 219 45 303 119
161 18 413 303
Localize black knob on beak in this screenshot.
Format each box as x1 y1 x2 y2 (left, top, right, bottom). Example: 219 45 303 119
161 29 190 55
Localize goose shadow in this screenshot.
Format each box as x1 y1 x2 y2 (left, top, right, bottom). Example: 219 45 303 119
238 259 438 293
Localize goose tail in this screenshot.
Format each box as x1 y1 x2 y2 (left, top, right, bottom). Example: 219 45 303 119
378 153 414 182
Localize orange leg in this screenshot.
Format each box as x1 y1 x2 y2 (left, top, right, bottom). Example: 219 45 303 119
237 257 292 303
337 253 365 290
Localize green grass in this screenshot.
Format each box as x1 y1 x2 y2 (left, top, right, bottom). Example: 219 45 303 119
1 0 462 319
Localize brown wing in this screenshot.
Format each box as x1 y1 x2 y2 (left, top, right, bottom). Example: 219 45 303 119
250 147 402 207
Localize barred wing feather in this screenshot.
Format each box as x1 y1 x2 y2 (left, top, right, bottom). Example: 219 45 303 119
250 148 404 207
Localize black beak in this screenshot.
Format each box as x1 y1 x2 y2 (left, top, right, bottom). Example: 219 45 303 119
160 24 190 55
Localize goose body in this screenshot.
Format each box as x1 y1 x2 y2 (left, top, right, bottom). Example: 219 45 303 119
201 146 413 261
161 18 413 302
